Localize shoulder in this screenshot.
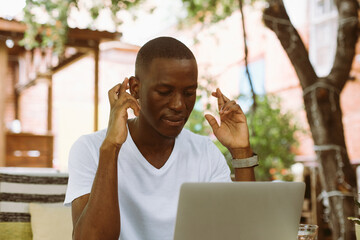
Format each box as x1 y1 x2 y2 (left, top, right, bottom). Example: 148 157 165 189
73 129 107 149
69 129 107 161
178 129 230 181
179 128 210 142
178 128 217 151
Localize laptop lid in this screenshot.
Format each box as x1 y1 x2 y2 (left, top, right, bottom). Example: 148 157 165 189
173 182 305 240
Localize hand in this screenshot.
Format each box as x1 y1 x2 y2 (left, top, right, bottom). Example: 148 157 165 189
205 88 252 158
105 78 140 147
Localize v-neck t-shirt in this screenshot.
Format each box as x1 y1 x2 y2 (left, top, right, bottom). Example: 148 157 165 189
64 128 231 240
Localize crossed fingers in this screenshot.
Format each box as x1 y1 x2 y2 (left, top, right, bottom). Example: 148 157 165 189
212 88 244 117
108 78 140 116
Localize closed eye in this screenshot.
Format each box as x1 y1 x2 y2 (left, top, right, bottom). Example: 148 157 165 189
184 90 196 97
157 90 172 96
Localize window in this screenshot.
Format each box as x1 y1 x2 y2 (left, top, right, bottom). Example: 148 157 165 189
309 0 338 77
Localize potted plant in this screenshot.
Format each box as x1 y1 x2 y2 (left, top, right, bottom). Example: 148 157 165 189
348 199 360 239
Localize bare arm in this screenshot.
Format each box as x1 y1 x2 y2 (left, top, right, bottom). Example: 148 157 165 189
229 147 256 182
205 88 256 182
71 78 140 239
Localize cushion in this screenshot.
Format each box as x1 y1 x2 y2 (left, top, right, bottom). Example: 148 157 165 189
0 171 69 239
29 203 72 240
0 222 32 240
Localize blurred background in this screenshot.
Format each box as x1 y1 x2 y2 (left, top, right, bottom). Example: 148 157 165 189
1 0 358 173
0 1 359 238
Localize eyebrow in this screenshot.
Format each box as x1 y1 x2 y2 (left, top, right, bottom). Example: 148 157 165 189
186 84 198 89
155 83 173 88
155 83 198 89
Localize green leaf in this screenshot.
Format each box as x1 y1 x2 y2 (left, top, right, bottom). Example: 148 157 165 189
21 0 142 53
348 217 360 225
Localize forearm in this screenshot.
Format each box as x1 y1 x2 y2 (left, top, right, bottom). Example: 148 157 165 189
73 140 121 240
230 147 256 182
234 168 256 181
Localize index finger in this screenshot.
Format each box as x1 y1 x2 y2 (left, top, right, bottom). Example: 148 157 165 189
212 88 228 111
118 77 130 94
108 78 130 106
108 83 121 106
221 90 230 102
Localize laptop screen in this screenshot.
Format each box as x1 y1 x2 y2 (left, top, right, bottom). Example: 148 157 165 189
173 182 305 240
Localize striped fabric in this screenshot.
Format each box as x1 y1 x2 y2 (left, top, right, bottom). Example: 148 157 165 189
0 170 68 239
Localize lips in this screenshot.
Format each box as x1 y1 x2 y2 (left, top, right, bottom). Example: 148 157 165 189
162 116 186 127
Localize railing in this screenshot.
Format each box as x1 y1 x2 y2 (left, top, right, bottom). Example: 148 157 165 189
5 132 53 167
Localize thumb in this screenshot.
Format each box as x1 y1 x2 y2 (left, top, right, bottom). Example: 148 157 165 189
205 114 220 133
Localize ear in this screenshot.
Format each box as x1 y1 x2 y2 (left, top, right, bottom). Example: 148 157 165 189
129 76 140 99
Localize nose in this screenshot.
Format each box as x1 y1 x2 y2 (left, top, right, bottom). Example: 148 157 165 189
168 92 185 112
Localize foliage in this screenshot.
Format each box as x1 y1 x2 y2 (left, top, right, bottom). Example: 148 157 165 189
21 0 143 53
185 96 212 136
186 93 301 181
185 72 220 135
185 96 235 173
181 0 237 25
21 0 74 53
180 0 260 26
21 0 261 53
246 95 300 181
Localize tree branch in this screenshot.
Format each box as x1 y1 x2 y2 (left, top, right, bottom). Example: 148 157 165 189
328 0 359 90
238 0 257 110
262 0 317 89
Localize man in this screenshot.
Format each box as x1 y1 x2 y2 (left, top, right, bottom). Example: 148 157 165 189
64 36 257 240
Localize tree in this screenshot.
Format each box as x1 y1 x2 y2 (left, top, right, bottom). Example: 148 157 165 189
20 0 359 238
185 73 301 181
181 0 359 239
263 1 358 239
21 0 143 53
246 95 300 181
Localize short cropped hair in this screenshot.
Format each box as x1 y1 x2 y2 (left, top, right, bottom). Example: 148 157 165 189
135 36 196 77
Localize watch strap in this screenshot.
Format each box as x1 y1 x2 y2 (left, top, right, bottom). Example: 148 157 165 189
231 154 259 168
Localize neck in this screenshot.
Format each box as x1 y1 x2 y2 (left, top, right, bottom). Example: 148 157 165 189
128 117 175 151
128 117 176 169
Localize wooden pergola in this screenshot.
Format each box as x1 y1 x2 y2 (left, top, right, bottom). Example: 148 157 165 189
0 18 122 166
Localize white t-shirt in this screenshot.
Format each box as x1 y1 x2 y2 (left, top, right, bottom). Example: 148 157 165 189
64 128 231 240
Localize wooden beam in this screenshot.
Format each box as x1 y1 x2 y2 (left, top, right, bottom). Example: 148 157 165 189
68 28 121 41
15 50 87 94
94 46 99 132
15 92 20 119
47 76 53 132
15 79 38 94
0 41 8 166
9 61 20 119
0 19 27 33
51 51 88 74
15 73 51 94
0 19 121 41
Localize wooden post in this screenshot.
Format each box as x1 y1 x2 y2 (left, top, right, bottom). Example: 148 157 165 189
94 46 99 132
15 91 20 119
9 61 20 120
310 167 318 225
0 41 8 166
47 76 53 132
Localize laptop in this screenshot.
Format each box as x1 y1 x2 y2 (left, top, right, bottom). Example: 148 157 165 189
173 182 305 240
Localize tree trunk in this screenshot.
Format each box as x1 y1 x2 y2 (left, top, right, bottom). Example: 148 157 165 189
238 0 257 111
263 0 359 239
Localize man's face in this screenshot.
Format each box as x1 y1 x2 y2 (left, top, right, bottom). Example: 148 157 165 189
138 58 198 138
